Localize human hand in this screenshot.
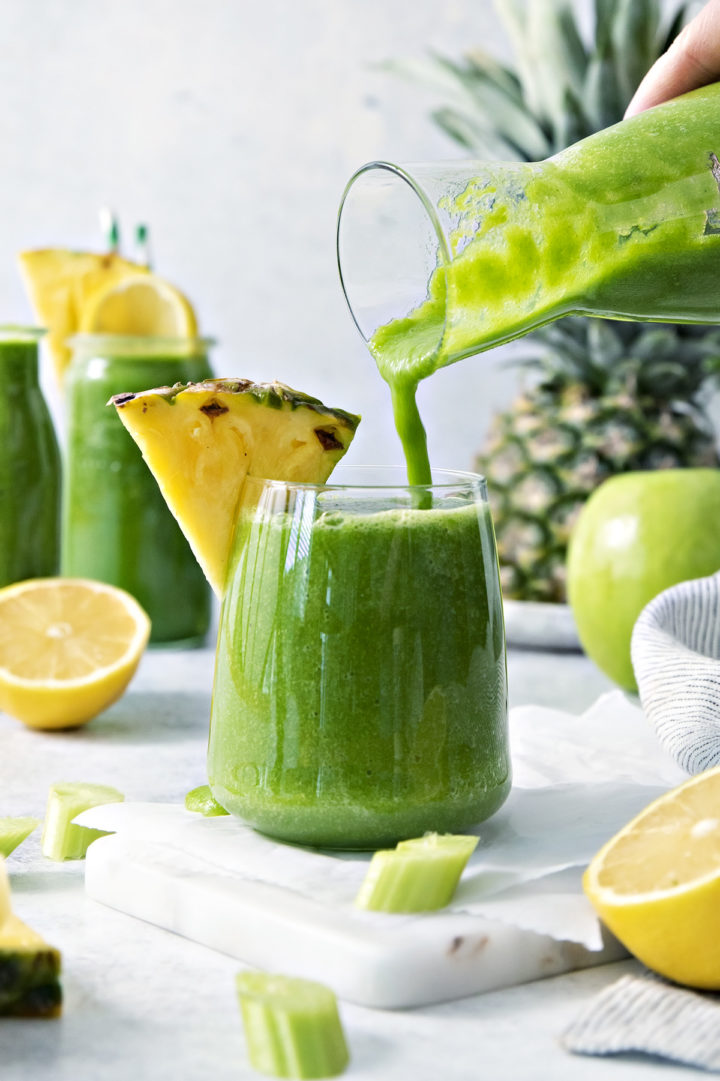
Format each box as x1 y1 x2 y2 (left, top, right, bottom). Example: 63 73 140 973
625 0 720 116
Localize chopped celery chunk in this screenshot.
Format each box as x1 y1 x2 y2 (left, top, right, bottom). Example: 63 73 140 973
0 817 41 858
41 782 124 861
236 971 349 1079
355 832 478 913
396 832 479 860
184 784 229 817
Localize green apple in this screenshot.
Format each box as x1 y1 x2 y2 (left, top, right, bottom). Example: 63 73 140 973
567 469 720 691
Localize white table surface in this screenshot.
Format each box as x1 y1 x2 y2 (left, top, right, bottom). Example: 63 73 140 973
0 646 693 1081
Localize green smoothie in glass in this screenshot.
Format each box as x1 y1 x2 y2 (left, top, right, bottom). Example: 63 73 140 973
0 327 61 587
209 468 508 848
62 335 213 645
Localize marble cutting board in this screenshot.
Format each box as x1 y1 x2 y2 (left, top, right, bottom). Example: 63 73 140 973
81 802 626 1010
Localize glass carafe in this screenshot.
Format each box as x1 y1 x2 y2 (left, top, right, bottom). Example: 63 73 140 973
338 82 720 388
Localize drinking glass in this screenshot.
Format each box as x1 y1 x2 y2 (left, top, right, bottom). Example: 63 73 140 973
208 466 509 848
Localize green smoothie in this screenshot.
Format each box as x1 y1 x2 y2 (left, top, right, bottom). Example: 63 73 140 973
365 83 720 483
62 336 212 645
0 328 61 587
208 473 509 848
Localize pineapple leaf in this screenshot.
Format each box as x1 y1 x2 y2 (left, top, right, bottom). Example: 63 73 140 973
465 50 524 104
554 4 590 87
657 3 690 55
611 0 661 105
382 55 552 160
584 54 625 130
594 0 621 55
586 319 624 365
635 360 701 397
492 0 546 120
526 0 590 146
429 108 521 159
533 321 591 361
627 327 684 360
694 331 720 359
558 85 590 150
428 53 552 159
378 56 476 101
495 0 590 148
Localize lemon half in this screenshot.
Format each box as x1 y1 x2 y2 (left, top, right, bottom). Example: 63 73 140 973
79 272 197 337
584 766 720 988
0 578 150 730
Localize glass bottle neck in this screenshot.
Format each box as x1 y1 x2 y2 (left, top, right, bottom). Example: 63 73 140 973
0 339 41 387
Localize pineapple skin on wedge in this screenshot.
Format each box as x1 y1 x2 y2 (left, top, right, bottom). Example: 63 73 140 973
113 379 360 596
0 914 62 1018
0 859 62 1018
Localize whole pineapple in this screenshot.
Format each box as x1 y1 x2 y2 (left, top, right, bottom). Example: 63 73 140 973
387 0 720 602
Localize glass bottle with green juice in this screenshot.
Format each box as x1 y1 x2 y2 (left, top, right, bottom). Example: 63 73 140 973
62 335 213 645
338 82 720 484
0 327 61 588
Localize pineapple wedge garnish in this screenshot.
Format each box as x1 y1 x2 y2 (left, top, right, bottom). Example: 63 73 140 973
0 915 62 1018
0 858 62 1018
18 249 148 384
113 379 360 596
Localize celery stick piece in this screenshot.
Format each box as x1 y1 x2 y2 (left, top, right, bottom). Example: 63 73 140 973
185 784 229 817
355 833 478 913
396 832 479 860
41 782 124 861
0 817 41 858
236 971 349 1079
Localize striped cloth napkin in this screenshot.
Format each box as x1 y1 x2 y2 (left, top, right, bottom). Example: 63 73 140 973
564 572 720 1069
632 571 720 775
563 972 720 1071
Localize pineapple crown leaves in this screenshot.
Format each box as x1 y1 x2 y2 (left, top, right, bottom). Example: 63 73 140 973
383 0 693 160
524 318 720 403
383 51 551 160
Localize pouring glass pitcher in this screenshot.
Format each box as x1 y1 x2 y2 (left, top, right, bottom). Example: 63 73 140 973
337 82 720 389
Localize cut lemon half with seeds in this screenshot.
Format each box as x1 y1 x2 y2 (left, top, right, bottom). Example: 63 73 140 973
0 578 150 730
583 766 720 988
79 271 197 337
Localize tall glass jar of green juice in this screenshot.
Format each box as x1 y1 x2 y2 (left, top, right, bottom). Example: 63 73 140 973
0 326 61 587
62 335 213 645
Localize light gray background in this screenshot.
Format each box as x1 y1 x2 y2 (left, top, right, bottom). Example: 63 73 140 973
0 0 535 469
4 0 706 469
